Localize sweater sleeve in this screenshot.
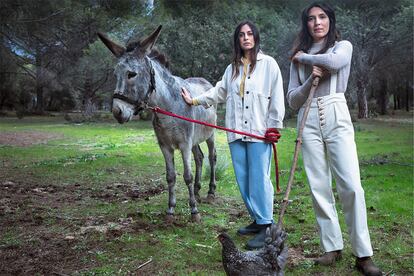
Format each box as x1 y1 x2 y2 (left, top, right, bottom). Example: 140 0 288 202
267 59 285 129
297 40 353 72
192 66 229 108
287 62 313 110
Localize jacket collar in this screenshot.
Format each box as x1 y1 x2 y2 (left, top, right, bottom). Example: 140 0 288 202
257 51 265 60
240 51 265 63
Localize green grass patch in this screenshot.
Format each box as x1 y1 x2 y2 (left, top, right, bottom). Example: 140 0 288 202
0 113 412 275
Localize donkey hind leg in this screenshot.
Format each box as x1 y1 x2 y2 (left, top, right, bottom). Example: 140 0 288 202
180 145 201 223
206 135 217 202
160 145 176 221
192 145 204 202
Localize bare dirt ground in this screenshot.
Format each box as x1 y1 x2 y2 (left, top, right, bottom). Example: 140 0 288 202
0 176 168 275
0 131 64 147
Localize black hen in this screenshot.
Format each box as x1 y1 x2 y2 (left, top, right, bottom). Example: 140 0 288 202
218 224 288 276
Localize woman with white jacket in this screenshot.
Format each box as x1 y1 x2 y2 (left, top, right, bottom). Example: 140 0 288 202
181 20 285 249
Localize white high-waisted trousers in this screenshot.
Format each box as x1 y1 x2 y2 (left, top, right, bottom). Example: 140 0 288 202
298 93 373 257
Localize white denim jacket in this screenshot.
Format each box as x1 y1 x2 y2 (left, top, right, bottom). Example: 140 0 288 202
194 52 285 143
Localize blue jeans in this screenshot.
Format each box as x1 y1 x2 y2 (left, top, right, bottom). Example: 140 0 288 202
229 140 273 225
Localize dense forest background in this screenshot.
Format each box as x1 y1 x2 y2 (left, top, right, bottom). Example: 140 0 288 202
0 0 412 119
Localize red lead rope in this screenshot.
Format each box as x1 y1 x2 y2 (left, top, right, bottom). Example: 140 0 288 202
150 106 281 193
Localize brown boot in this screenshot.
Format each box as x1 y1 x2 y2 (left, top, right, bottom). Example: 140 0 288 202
355 257 382 276
314 250 342 265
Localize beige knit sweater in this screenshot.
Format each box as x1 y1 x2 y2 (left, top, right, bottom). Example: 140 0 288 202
287 40 353 110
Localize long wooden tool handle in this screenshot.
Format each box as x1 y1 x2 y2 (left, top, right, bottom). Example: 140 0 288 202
276 77 320 230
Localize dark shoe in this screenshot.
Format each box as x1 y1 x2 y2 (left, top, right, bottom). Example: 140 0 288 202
237 221 261 235
355 257 382 276
245 225 270 249
314 250 342 266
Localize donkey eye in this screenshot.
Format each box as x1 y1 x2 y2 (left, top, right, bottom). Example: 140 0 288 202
127 71 137 79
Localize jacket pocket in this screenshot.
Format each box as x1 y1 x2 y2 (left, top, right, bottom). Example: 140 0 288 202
251 92 269 132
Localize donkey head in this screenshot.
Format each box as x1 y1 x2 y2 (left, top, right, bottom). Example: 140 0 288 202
98 25 162 123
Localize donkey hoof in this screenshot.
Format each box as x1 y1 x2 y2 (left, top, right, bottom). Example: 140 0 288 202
165 214 175 223
206 193 215 203
191 213 201 223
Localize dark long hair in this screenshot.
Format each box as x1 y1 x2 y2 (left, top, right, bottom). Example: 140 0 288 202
290 1 340 59
231 21 260 80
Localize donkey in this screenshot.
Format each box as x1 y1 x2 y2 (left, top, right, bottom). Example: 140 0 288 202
98 26 216 222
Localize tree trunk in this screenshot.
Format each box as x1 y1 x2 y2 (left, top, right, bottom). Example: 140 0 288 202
47 94 55 111
0 92 6 110
406 81 410 112
393 94 397 110
35 49 44 114
82 71 96 117
357 78 368 119
0 72 9 111
378 80 387 115
35 84 44 113
83 98 96 117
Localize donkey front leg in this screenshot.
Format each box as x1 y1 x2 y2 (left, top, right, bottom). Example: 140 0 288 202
160 146 176 222
181 146 201 223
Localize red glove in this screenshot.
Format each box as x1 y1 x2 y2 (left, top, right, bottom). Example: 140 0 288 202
265 128 281 143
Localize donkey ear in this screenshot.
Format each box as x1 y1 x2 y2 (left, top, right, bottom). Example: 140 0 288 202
97 32 126 58
139 25 162 54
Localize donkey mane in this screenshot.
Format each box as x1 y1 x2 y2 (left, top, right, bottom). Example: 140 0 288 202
126 39 170 69
148 49 170 69
125 38 143 52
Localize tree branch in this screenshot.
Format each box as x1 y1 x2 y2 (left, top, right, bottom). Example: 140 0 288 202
15 9 67 23
92 70 111 93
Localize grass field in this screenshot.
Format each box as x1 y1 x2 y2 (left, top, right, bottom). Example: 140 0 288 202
0 111 412 275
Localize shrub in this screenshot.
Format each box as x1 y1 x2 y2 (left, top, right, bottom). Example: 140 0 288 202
203 153 230 181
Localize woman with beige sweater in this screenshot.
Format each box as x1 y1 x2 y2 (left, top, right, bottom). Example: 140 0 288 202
287 2 382 275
